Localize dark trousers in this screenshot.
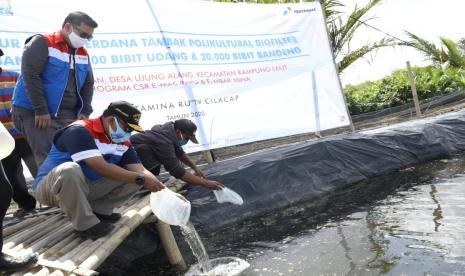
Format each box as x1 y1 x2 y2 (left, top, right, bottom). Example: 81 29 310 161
1 139 37 210
12 111 76 167
0 163 12 253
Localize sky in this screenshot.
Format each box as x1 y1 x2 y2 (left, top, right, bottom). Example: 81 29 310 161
338 0 464 86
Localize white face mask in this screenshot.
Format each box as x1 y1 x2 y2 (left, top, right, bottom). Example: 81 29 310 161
68 28 88 49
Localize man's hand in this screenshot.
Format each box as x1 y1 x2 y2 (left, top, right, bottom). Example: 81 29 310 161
35 114 51 129
143 175 165 192
203 180 224 190
194 167 205 178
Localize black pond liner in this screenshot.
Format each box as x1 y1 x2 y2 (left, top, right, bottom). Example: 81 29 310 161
99 109 465 275
187 109 465 232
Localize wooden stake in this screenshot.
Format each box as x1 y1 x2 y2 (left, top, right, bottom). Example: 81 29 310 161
155 221 187 271
406 61 422 117
203 150 214 163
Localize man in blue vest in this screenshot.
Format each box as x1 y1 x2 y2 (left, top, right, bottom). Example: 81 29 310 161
33 101 165 240
12 11 98 167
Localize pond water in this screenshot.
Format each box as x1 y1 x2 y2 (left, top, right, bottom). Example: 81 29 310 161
130 153 465 275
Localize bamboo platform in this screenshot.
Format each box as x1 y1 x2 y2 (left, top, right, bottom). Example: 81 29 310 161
3 181 186 276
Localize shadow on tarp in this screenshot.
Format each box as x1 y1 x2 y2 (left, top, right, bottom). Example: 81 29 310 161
100 109 465 275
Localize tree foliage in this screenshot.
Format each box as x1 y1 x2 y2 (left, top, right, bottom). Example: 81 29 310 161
324 0 395 71
401 32 465 68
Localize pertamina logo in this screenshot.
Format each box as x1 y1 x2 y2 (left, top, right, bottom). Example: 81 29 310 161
282 7 292 16
283 6 316 16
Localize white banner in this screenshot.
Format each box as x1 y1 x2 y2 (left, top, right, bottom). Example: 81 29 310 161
0 0 350 152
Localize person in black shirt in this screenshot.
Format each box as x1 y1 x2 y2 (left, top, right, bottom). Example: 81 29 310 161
130 119 223 190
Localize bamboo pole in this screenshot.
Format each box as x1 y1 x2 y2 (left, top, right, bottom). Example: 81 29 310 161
118 197 151 227
7 193 164 275
203 150 214 163
117 208 139 226
155 221 186 271
32 267 50 276
28 224 74 254
10 219 67 253
32 267 51 276
51 237 83 260
4 218 51 249
49 271 65 276
10 266 41 276
35 234 75 275
114 197 140 214
151 185 187 270
168 180 186 192
79 225 131 270
72 239 103 265
35 259 97 276
70 267 98 276
46 247 98 276
57 240 93 263
4 214 63 250
46 195 150 273
125 206 152 231
79 195 152 270
38 262 86 276
3 215 47 237
406 61 422 117
40 235 76 260
22 208 61 219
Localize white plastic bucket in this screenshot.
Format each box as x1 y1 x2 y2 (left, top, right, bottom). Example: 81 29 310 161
0 123 14 160
150 188 191 226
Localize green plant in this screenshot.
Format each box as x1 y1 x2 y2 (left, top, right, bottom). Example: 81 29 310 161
344 66 465 115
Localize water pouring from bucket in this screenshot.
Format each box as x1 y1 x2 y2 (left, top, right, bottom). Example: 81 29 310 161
149 187 249 275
